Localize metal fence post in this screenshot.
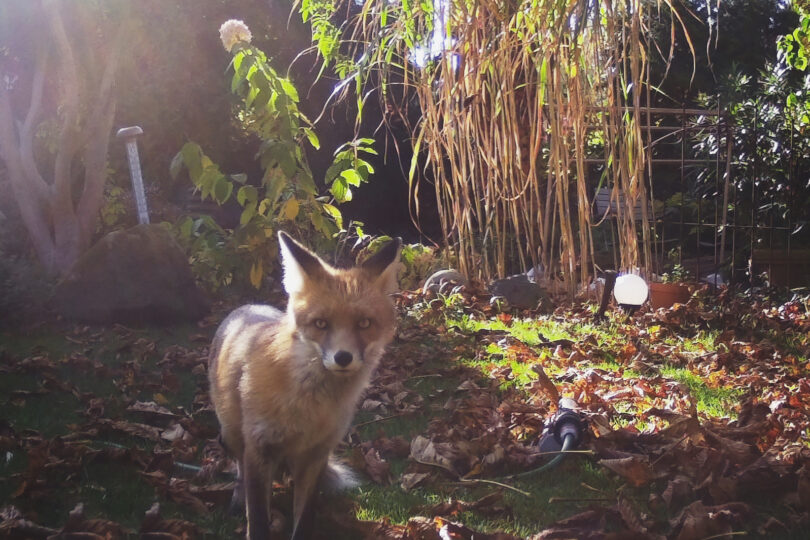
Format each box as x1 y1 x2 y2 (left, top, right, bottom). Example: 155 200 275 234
116 126 150 224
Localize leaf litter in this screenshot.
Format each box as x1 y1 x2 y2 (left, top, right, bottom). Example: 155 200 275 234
0 288 808 538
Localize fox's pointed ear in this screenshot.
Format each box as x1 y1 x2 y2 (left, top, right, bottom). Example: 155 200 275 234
278 231 328 295
362 237 402 294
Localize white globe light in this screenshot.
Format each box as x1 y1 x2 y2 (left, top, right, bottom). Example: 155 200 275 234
614 274 648 307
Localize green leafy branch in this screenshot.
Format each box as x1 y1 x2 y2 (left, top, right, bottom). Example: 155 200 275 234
170 34 377 289
325 138 377 203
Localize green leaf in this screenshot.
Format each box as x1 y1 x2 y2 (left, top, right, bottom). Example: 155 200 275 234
247 64 264 89
258 197 275 216
178 216 193 239
310 208 327 234
305 128 321 150
234 52 255 77
197 167 220 199
231 72 242 94
237 185 258 206
213 177 234 205
280 78 300 102
263 143 284 169
231 173 248 185
253 89 271 110
180 142 204 181
240 204 257 226
322 203 343 229
340 168 363 187
296 171 318 196
330 177 352 202
325 159 350 183
234 51 246 72
246 87 259 108
279 152 298 177
358 159 374 175
263 169 287 205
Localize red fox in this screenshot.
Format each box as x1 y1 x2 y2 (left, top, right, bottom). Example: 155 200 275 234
208 231 401 539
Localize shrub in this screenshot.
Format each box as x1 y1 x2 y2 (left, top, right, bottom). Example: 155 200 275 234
171 20 376 293
357 235 441 291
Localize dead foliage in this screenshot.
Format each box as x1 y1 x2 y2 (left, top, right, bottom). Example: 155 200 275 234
1 288 809 538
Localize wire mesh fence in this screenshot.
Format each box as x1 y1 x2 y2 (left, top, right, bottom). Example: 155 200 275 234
590 102 810 287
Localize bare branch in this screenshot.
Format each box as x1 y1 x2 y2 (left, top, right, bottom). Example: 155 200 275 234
45 0 81 220
78 97 117 241
0 87 57 269
19 43 53 204
77 19 128 241
0 88 21 167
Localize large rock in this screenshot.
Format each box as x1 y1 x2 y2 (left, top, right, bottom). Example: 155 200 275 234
423 269 468 293
489 274 551 310
53 224 209 324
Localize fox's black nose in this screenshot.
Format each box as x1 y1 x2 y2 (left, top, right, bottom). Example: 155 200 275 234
334 351 353 367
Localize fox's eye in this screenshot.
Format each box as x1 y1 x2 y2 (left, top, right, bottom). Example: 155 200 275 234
358 318 371 329
313 319 328 329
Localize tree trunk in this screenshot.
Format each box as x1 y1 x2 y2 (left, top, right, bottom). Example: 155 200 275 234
0 0 126 275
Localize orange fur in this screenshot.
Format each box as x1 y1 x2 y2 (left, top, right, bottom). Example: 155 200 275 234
208 232 400 539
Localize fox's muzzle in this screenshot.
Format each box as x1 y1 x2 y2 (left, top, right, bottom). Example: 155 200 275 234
333 350 353 367
323 347 363 372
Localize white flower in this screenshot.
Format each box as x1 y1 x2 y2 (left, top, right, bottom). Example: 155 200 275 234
219 19 252 52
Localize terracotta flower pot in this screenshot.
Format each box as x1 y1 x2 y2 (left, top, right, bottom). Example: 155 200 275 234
648 281 691 309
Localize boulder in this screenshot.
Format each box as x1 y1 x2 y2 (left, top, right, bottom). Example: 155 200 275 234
489 274 551 310
53 224 209 324
525 264 545 283
423 269 468 293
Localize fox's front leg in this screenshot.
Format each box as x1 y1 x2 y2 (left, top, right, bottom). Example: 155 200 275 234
243 448 277 540
230 460 245 514
290 449 330 540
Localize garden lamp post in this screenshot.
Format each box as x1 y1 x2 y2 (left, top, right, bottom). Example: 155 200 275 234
116 126 150 224
613 273 649 315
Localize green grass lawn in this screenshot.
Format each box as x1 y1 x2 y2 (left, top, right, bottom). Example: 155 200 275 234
1 289 809 538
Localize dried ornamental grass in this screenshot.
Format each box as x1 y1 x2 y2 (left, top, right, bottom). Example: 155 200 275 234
298 0 695 291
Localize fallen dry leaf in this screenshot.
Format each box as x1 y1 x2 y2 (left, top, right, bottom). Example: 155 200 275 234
400 472 431 491
670 501 752 540
409 436 457 474
599 456 655 486
56 502 126 539
0 505 58 538
530 363 560 402
127 400 178 420
435 516 521 540
354 445 392 485
139 502 205 539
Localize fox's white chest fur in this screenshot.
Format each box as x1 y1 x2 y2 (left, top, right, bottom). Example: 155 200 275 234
240 330 376 457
